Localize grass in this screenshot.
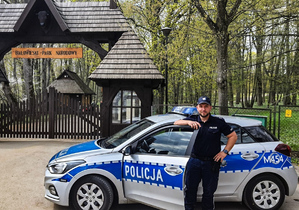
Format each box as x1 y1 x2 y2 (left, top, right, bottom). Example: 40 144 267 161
278 107 299 151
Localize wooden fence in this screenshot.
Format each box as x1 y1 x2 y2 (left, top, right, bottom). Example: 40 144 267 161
0 88 100 139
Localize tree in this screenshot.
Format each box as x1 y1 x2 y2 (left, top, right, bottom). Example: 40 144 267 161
0 60 18 106
192 0 241 114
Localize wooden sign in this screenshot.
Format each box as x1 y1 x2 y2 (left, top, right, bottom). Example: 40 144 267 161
11 48 83 59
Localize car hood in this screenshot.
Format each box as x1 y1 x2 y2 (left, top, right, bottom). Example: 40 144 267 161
49 140 109 162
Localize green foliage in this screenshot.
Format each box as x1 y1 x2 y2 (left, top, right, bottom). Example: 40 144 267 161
120 0 299 151
121 0 299 110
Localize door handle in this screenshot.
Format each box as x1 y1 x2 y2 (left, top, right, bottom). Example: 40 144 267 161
241 153 259 161
164 166 183 176
221 160 227 167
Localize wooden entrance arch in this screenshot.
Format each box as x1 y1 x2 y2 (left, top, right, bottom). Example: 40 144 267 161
0 0 164 138
0 0 129 60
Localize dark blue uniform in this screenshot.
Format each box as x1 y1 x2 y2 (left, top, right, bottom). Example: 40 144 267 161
184 114 233 210
184 114 233 158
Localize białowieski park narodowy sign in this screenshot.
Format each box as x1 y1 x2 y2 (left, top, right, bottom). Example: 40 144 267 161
11 48 83 59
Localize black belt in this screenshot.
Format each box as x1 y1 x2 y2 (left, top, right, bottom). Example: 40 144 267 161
191 153 213 161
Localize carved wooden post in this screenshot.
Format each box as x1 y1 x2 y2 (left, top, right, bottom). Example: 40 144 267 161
49 87 55 138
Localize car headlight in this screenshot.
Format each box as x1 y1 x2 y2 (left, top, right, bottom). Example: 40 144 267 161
47 160 85 174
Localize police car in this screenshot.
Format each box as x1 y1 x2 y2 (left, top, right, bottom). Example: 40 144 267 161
44 107 298 210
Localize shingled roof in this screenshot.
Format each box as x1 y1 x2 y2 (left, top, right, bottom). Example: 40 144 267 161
0 0 129 33
55 1 128 33
48 70 95 95
0 0 130 60
0 3 25 33
89 31 164 81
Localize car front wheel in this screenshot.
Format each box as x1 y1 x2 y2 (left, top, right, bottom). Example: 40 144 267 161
243 174 285 210
71 175 114 210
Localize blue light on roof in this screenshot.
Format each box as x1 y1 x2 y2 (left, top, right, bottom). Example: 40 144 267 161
171 106 198 115
183 107 198 115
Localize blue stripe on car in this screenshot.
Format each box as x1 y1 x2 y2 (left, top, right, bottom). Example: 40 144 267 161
49 140 101 162
220 151 292 174
52 160 122 182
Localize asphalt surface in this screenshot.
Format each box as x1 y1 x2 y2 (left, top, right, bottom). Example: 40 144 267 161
0 138 298 210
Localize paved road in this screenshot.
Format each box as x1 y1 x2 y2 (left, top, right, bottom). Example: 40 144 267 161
0 138 298 210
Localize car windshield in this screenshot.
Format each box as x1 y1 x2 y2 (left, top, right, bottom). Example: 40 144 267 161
244 126 279 142
99 119 154 149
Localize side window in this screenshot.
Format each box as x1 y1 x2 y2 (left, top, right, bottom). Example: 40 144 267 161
221 124 241 145
136 127 193 156
241 128 255 143
221 124 256 144
245 126 277 142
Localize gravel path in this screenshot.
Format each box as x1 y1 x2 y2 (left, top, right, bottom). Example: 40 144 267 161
0 138 82 210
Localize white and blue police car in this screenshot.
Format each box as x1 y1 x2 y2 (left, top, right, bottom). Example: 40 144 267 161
44 107 298 210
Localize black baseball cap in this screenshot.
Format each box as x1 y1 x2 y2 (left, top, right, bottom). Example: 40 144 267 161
197 96 211 105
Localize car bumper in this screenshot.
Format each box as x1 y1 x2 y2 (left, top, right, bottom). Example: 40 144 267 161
44 169 70 206
286 166 298 196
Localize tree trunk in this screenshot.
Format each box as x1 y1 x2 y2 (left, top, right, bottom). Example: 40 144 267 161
255 35 263 106
283 7 291 106
194 0 241 114
22 43 35 106
216 32 229 114
290 21 299 106
235 41 243 105
227 61 233 107
0 60 18 106
41 58 48 96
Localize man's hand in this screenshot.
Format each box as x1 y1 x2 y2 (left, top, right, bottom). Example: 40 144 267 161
174 120 201 129
213 151 227 162
214 131 237 162
187 121 201 129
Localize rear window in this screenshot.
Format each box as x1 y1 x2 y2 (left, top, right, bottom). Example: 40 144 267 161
221 124 278 144
245 126 278 142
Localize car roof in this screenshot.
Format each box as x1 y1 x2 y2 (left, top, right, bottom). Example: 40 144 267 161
146 113 262 128
216 115 262 127
146 113 184 124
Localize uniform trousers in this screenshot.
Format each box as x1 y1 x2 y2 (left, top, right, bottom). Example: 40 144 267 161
184 157 219 210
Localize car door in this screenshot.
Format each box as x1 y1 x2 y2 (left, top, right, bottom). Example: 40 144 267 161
122 126 194 210
215 124 266 196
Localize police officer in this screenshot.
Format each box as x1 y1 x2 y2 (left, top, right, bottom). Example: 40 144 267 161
174 96 237 210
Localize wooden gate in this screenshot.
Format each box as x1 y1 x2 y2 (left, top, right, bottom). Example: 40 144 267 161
0 87 100 139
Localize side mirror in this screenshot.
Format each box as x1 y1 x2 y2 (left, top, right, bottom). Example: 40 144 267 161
122 146 132 156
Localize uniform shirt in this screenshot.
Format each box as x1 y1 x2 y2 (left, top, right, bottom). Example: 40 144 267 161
184 114 234 158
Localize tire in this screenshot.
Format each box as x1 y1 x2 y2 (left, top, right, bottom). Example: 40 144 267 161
70 175 114 210
243 174 285 210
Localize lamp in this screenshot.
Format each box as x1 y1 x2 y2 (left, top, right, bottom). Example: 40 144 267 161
162 27 172 37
